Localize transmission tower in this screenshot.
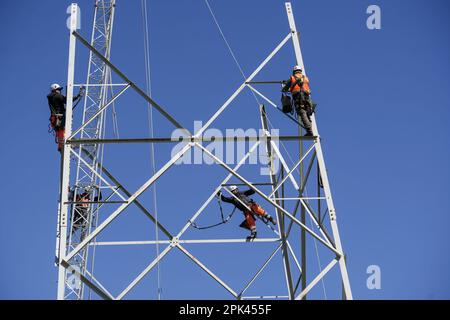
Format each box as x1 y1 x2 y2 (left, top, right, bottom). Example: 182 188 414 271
55 1 352 300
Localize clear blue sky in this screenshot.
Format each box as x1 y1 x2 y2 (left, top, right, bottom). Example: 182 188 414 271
0 0 449 300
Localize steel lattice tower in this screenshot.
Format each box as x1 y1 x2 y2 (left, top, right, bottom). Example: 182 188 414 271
55 2 352 300
56 0 116 300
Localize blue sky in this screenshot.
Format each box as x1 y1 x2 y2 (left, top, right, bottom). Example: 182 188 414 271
0 0 449 300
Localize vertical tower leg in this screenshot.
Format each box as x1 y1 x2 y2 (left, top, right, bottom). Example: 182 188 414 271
57 3 78 300
259 105 295 300
285 2 353 299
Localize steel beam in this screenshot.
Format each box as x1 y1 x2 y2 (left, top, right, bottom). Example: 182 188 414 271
89 238 281 246
195 143 341 256
177 244 239 299
247 84 305 128
260 105 294 299
285 1 353 299
64 143 193 263
78 147 173 239
69 148 128 201
194 33 292 138
60 259 113 300
295 258 338 300
269 141 300 190
57 3 78 300
72 30 190 136
269 144 316 197
176 141 261 238
68 84 130 139
239 243 283 298
116 245 173 300
67 135 315 145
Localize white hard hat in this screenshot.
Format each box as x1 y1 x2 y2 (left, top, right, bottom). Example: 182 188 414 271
51 83 63 91
293 65 303 72
229 185 238 192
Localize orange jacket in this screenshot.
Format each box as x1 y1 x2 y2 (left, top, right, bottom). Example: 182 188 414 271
289 74 310 94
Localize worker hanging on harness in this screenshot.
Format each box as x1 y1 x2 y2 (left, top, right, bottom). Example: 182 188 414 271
217 185 277 241
47 83 84 152
282 65 315 136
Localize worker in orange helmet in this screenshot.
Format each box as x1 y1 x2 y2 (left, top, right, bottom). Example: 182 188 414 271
217 185 277 241
282 65 314 136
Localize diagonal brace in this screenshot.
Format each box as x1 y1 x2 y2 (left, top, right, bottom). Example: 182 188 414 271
64 143 193 263
195 143 342 257
73 31 190 136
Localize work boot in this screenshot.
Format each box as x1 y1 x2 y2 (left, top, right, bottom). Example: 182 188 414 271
304 131 313 137
246 230 257 242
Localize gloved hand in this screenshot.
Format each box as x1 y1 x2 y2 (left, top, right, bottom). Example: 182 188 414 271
216 191 222 197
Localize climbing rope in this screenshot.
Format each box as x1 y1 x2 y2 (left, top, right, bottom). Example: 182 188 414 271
107 68 121 139
204 0 247 81
204 2 284 238
204 0 262 106
190 196 238 230
204 0 312 130
141 0 162 300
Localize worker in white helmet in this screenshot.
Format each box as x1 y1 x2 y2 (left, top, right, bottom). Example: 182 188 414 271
47 83 84 152
217 185 277 241
282 65 314 136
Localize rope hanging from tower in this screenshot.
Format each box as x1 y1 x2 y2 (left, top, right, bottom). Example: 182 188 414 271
189 195 238 230
141 0 162 300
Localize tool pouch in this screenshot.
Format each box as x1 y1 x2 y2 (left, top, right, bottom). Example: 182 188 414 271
281 93 293 114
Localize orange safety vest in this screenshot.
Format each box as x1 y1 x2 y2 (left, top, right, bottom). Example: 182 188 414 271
289 74 310 94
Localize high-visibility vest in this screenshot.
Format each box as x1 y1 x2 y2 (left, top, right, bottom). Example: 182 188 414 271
289 74 310 94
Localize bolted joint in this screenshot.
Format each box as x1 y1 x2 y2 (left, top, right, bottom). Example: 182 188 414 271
329 209 336 221
170 237 179 247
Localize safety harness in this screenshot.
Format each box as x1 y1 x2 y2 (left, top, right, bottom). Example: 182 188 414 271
47 91 83 141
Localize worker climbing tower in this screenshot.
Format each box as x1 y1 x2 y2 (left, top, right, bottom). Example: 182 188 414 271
55 1 352 300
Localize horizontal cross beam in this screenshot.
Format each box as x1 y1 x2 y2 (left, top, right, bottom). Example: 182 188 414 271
67 135 316 144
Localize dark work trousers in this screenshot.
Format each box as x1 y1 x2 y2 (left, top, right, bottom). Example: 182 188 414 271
293 91 313 135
